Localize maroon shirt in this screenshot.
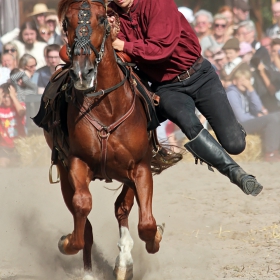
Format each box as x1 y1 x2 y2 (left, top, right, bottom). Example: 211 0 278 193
109 0 201 83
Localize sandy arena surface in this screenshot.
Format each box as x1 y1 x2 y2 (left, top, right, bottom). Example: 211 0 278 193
0 157 280 280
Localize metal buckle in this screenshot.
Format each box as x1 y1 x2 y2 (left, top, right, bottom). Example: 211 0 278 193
177 70 190 82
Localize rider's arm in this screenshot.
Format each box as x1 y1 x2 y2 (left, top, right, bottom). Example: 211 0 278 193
117 0 182 64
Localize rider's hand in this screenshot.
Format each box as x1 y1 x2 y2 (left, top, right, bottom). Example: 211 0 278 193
107 15 119 42
112 38 125 51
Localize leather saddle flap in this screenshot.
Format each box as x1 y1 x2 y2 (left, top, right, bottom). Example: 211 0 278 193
43 68 70 102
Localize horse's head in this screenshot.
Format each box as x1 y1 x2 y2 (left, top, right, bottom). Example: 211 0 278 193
58 0 110 90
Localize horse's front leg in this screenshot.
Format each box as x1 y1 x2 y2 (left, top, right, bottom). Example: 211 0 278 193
134 163 163 254
114 184 134 280
58 157 92 256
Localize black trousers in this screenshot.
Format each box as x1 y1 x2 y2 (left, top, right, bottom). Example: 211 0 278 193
152 59 246 155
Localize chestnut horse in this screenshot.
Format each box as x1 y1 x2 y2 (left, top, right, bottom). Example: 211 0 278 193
43 0 166 279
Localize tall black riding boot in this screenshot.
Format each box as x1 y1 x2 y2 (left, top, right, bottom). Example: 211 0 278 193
184 129 263 196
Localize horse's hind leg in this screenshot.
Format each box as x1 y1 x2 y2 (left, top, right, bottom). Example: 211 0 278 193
134 164 163 254
57 158 93 278
114 184 134 280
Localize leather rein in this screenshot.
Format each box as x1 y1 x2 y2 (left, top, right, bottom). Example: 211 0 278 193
65 0 135 182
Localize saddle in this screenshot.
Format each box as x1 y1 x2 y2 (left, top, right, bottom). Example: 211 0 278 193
32 57 182 177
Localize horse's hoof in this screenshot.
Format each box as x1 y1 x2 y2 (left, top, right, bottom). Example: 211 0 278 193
157 223 165 236
113 265 133 280
58 234 71 255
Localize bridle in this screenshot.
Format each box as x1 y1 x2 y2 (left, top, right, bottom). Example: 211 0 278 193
63 0 110 62
62 0 129 97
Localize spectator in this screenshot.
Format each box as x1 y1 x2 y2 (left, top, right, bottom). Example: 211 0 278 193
45 14 63 46
18 54 38 82
251 46 280 113
2 42 20 65
218 5 234 38
10 68 38 103
178 7 194 24
36 44 61 94
220 37 250 87
200 13 229 55
203 46 216 64
38 25 52 43
0 83 26 167
266 1 280 38
27 3 56 29
261 37 272 55
0 28 20 49
239 42 254 63
193 9 213 41
12 21 47 69
235 20 261 50
270 38 280 72
0 67 10 86
1 53 17 71
232 0 250 25
226 69 280 162
212 50 227 77
203 45 223 71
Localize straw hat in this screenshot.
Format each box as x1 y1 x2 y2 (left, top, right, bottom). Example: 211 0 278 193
27 3 56 17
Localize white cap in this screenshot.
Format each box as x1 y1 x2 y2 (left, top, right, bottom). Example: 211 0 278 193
178 7 194 23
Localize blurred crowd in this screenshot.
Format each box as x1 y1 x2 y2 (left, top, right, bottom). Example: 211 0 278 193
0 3 63 167
0 0 280 167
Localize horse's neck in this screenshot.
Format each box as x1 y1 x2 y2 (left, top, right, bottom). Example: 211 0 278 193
97 48 123 89
87 45 132 117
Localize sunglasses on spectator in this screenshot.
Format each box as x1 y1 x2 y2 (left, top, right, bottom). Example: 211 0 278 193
26 64 37 68
214 24 226 28
4 48 17 53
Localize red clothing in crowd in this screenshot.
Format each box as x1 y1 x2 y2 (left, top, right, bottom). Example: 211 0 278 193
109 0 201 83
0 103 26 148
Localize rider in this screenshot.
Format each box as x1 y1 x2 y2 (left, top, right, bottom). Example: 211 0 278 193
108 0 263 196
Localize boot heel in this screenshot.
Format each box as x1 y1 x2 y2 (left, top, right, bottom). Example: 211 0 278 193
241 176 263 196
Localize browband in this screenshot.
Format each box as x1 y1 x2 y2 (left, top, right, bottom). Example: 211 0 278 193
73 0 106 8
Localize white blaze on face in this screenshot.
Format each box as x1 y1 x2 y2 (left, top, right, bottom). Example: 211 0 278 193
90 76 95 87
115 226 134 268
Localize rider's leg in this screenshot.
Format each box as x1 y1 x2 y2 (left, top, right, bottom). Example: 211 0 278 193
152 72 263 196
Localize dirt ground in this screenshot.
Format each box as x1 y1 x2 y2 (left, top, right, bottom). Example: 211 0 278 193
0 158 280 280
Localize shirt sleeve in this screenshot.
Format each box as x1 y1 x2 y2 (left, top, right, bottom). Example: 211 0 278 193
22 74 38 94
121 0 181 64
